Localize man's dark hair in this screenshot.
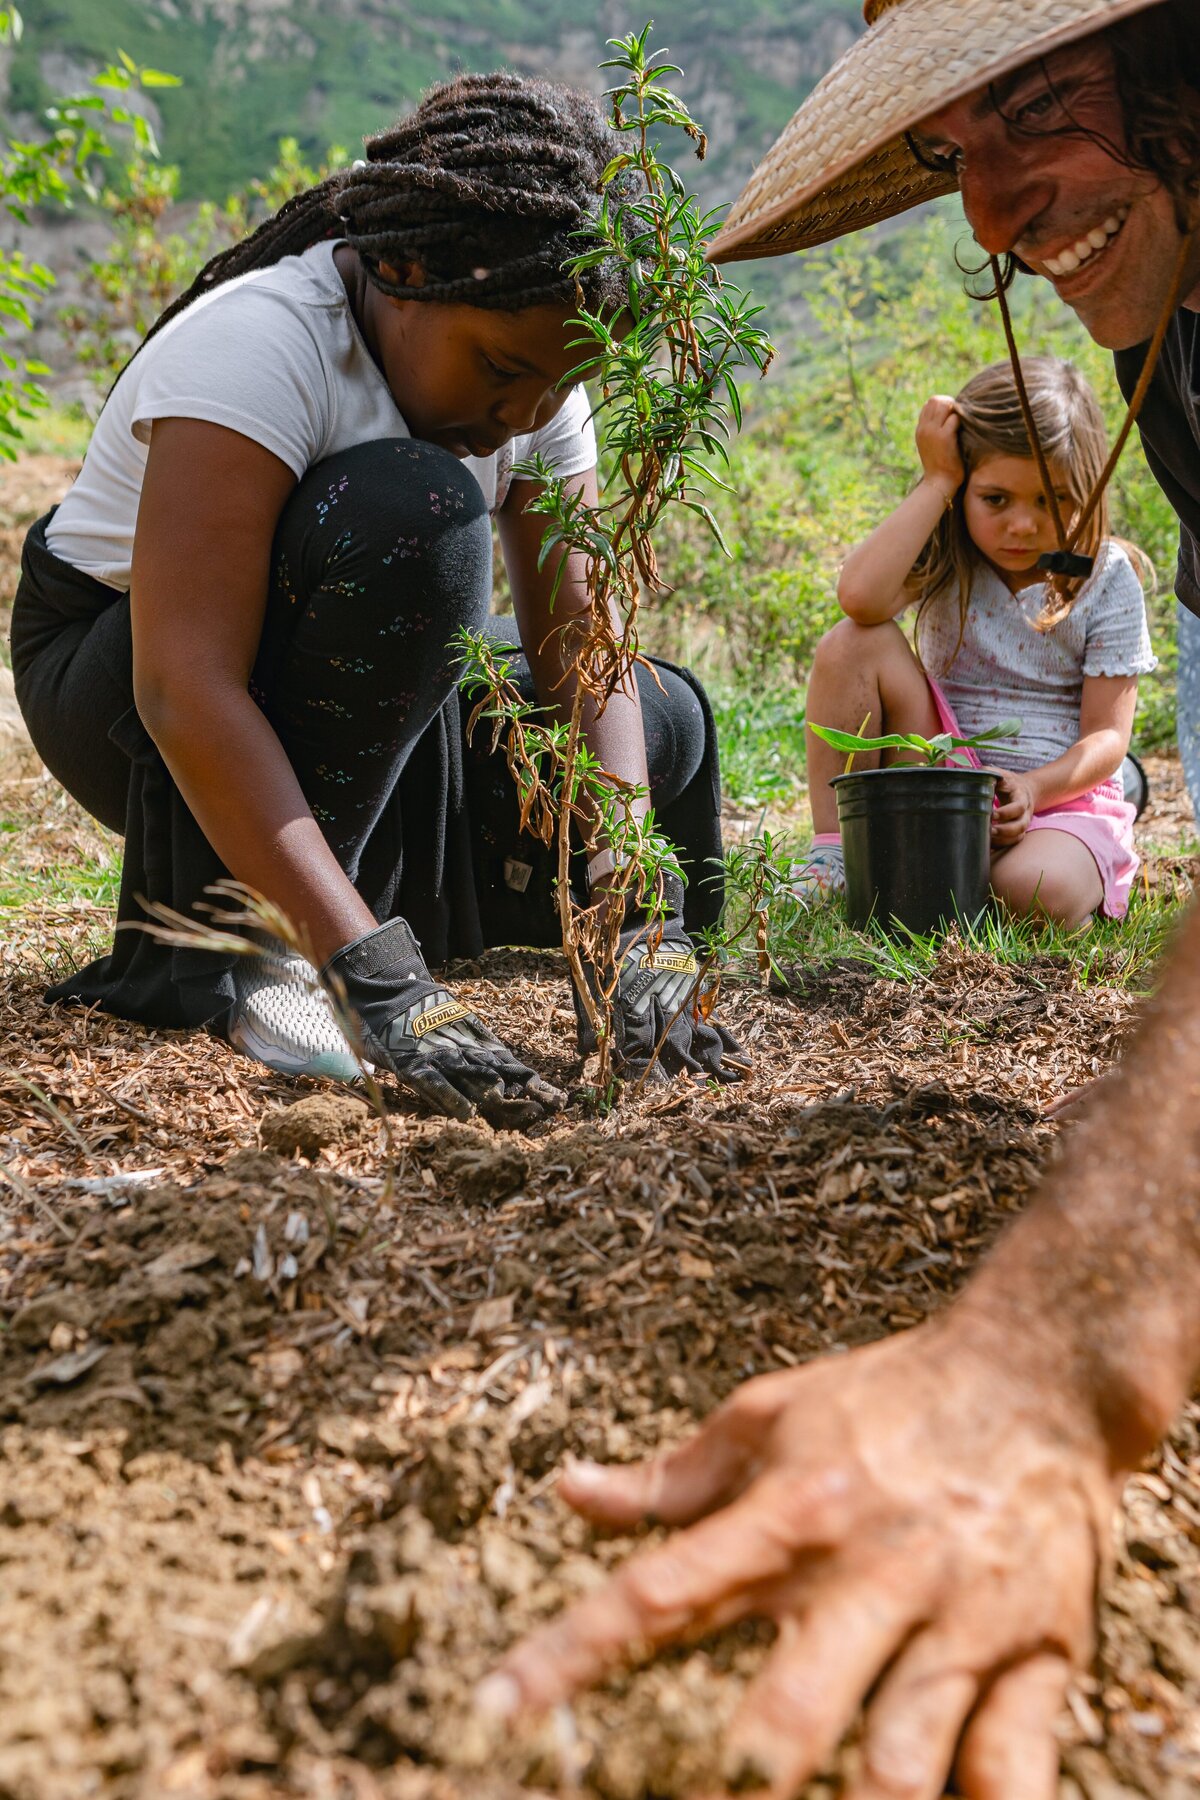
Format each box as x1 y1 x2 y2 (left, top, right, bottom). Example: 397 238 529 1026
1108 0 1200 223
139 72 637 353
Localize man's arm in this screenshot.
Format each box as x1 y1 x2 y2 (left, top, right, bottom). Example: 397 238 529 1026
961 896 1200 1463
479 900 1200 1798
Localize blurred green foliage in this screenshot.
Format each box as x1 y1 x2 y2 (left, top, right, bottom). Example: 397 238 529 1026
0 8 177 455
61 136 345 381
6 0 861 203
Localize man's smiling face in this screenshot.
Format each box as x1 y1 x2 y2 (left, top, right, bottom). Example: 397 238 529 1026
914 31 1200 350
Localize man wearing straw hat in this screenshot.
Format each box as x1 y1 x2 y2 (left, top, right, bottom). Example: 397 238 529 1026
480 5 1200 1795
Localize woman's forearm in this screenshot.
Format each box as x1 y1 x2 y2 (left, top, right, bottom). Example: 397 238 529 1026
502 475 652 840
141 684 376 962
837 478 952 622
956 898 1200 1469
531 644 652 833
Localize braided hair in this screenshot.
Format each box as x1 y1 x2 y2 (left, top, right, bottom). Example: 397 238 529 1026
139 72 638 353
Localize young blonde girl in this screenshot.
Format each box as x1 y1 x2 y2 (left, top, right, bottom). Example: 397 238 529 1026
796 356 1155 927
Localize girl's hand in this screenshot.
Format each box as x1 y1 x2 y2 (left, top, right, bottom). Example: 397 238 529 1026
991 771 1039 846
915 395 965 499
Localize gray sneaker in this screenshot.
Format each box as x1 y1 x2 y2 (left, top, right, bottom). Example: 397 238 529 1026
225 937 366 1084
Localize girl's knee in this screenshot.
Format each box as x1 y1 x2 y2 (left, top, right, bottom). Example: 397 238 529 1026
815 615 908 670
992 844 1101 927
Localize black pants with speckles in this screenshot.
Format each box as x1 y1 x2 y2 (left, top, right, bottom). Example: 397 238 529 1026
14 438 719 1005
250 438 497 879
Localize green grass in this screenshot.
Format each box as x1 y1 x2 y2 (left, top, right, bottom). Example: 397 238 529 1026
0 812 121 981
710 679 807 810
839 893 1179 990
714 814 1187 997
781 887 1182 992
0 844 122 914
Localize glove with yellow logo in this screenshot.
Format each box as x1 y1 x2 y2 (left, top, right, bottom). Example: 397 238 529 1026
576 872 750 1085
322 918 566 1128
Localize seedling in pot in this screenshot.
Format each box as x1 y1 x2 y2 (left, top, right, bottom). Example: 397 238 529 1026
814 719 1023 936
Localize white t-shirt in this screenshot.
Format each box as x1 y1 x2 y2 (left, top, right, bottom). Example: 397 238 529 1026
915 541 1156 773
46 240 597 591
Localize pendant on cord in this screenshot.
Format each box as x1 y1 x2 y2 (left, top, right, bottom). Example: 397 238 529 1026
1037 549 1095 578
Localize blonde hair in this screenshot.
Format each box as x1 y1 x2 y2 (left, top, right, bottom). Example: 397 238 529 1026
909 357 1140 652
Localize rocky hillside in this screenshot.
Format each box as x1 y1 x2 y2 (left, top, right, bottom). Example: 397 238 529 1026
2 1 867 400
5 1 862 207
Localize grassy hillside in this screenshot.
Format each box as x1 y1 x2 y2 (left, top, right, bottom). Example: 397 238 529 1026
10 1 862 203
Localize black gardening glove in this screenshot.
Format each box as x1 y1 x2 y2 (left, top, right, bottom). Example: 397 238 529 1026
322 917 565 1129
575 872 750 1086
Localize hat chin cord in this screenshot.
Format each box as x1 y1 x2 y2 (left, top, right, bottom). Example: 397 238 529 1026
988 223 1196 613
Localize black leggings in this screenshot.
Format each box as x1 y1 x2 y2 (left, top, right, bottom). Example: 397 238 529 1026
12 439 721 1026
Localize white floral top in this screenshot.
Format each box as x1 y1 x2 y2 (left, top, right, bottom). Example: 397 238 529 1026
914 541 1156 773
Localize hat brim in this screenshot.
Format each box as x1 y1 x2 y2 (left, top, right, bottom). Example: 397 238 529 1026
709 0 1168 264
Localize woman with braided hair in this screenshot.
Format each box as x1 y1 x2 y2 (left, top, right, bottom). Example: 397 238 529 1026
10 73 742 1125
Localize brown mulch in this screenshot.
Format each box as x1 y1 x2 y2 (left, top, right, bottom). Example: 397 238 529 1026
3 846 1200 1796
2 459 1200 1797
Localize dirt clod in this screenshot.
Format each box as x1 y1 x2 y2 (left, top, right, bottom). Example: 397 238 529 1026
259 1090 372 1158
424 1121 531 1202
409 1420 512 1537
228 1592 327 1682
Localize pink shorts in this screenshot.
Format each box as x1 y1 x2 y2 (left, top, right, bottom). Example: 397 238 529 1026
927 679 1140 921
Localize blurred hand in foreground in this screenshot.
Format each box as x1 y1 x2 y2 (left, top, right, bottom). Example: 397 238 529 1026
480 1314 1114 1799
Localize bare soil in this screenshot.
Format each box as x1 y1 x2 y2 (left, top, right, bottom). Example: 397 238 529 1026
3 459 1200 1798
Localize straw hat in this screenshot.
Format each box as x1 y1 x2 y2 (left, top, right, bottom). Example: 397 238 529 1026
709 0 1167 264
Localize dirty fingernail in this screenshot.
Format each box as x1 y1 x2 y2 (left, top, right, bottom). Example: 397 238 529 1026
475 1673 521 1720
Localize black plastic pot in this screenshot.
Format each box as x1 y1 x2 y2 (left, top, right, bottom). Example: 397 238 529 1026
831 766 999 934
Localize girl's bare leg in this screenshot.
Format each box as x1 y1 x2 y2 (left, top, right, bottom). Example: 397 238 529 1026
804 618 942 833
990 829 1104 927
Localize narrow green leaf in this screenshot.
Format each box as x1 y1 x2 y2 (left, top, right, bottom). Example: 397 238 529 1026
600 154 633 186
809 724 930 757
721 368 743 431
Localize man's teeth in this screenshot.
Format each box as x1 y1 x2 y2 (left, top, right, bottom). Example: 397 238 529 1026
1044 207 1128 277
